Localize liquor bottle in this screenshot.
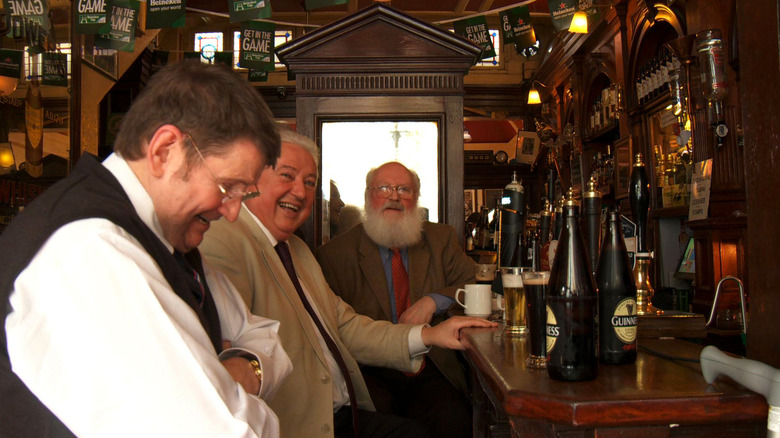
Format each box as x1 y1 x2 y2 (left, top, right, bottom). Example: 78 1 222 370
25 78 44 177
596 210 638 364
546 187 598 381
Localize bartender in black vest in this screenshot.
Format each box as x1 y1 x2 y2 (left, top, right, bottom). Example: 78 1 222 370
0 62 293 438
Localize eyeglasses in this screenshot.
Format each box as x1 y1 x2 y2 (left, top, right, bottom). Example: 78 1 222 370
186 135 261 203
368 185 415 200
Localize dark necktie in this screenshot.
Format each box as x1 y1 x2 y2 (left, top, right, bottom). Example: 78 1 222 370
391 248 410 320
173 249 222 354
274 242 359 436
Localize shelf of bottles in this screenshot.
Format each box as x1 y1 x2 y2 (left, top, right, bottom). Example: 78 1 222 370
584 83 622 139
589 146 614 197
634 47 679 107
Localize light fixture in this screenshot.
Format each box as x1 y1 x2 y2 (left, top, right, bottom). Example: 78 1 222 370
569 10 589 34
463 123 472 143
0 76 18 96
0 142 15 174
527 80 547 105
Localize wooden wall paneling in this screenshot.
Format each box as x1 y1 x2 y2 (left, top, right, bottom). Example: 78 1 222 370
737 0 780 366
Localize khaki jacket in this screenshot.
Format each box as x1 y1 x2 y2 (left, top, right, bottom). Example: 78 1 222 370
201 207 418 438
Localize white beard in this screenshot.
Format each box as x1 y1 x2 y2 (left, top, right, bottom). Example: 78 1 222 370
363 202 423 249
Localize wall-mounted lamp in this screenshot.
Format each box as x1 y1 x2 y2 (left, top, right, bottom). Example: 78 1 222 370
527 80 547 105
0 142 16 175
569 10 589 34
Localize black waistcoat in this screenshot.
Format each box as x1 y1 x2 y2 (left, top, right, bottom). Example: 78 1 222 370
0 155 223 438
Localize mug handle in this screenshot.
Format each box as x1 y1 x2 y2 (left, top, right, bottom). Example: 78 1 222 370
455 288 467 309
495 294 505 311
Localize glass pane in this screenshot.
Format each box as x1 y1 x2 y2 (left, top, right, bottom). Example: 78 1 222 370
321 121 440 240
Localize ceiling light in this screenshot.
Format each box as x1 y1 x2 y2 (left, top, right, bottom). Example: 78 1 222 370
569 11 588 34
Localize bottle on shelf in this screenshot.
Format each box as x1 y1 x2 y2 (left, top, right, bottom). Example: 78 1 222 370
546 187 598 382
596 209 638 364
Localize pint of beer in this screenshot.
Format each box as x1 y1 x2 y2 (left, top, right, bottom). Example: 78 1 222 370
501 267 527 337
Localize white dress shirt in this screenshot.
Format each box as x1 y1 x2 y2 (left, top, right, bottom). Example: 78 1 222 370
246 206 428 411
5 153 292 438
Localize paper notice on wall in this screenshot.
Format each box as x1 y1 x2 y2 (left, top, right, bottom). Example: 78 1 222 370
688 159 713 221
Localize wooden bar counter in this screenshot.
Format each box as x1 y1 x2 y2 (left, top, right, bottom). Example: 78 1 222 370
461 326 767 437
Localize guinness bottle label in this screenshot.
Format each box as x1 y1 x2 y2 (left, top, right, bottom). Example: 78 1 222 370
611 297 638 344
546 304 559 353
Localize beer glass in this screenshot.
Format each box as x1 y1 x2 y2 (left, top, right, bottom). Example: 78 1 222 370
522 271 550 368
501 267 528 337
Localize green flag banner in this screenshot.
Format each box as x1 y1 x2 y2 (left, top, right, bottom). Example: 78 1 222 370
147 0 186 29
74 0 108 34
500 6 535 50
0 49 23 80
304 0 347 10
42 52 68 86
248 69 268 82
548 0 577 32
453 16 495 60
95 0 140 53
3 0 51 54
229 0 272 23
580 0 603 30
214 51 233 67
239 21 275 70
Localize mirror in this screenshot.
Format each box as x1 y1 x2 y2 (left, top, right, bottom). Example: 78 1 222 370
320 120 440 243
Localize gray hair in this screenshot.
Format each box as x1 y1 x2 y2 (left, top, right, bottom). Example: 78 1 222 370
279 128 320 169
364 162 421 207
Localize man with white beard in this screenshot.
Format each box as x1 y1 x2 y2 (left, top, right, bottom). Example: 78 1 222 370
315 162 476 438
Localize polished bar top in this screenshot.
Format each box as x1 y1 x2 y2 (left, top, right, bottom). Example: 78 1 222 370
461 326 767 428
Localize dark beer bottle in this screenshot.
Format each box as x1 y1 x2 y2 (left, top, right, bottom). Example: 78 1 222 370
546 188 598 381
596 210 638 364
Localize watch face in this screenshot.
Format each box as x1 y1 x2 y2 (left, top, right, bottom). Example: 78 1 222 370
494 150 508 164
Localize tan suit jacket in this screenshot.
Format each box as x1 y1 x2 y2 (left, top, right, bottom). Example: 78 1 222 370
201 207 419 438
315 222 476 395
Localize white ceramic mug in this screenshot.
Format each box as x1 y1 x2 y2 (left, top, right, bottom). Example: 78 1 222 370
455 284 493 318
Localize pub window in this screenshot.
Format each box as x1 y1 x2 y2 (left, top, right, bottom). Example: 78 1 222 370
194 32 224 64
24 43 72 80
449 28 501 68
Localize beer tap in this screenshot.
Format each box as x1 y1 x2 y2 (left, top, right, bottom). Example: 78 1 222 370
583 175 602 276
629 153 662 315
539 199 552 246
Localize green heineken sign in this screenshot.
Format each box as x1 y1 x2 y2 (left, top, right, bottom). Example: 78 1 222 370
42 52 68 86
0 49 23 80
453 16 495 60
239 21 275 71
95 0 140 53
248 69 268 82
146 0 186 29
229 0 272 23
500 6 536 50
75 0 108 34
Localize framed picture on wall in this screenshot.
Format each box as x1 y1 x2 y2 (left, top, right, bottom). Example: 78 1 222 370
615 135 633 199
484 189 504 211
514 131 540 164
464 189 476 218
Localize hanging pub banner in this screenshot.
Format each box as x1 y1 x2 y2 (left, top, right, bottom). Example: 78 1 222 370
3 0 51 54
146 0 186 29
248 69 268 82
183 51 201 61
0 49 23 80
41 52 68 86
74 0 108 34
239 21 275 71
228 0 272 23
304 0 347 10
548 0 577 32
214 51 233 67
579 0 603 30
95 0 140 53
453 16 495 60
499 6 536 50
